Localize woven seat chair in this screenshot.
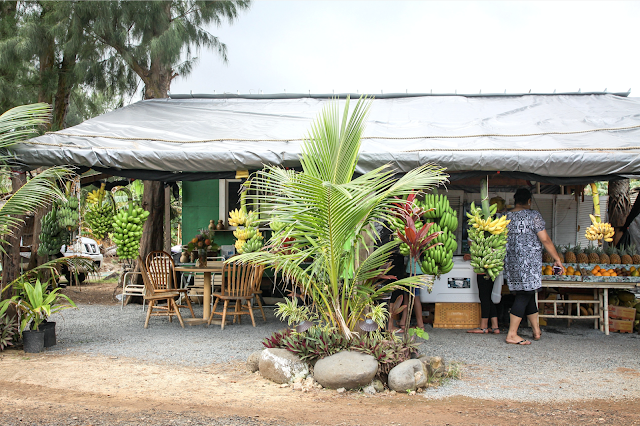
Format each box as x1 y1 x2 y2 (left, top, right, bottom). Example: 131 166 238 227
139 257 184 328
146 251 195 318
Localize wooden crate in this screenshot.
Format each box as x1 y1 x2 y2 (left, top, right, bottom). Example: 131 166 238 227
433 303 481 329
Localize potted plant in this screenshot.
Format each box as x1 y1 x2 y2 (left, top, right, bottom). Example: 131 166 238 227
0 278 76 353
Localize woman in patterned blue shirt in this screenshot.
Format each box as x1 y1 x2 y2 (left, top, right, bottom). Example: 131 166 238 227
504 188 564 345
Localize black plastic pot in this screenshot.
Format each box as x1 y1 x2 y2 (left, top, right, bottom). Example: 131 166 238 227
40 321 56 347
22 330 45 353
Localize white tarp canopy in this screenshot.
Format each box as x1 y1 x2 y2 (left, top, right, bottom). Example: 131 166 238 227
14 93 640 181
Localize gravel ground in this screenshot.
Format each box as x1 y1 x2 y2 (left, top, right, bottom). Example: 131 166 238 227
48 303 285 365
420 320 640 402
46 304 640 403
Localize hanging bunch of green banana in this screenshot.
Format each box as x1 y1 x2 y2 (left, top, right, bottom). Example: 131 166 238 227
84 183 115 240
56 182 79 230
467 201 510 281
38 207 69 256
417 193 459 276
111 187 150 259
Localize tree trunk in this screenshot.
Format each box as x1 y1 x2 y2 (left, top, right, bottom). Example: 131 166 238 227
608 179 631 227
37 5 55 105
52 52 76 130
1 172 28 299
139 181 165 262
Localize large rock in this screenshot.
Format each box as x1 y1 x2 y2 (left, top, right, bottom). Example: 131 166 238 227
259 348 308 384
313 351 378 390
388 359 428 392
247 351 262 372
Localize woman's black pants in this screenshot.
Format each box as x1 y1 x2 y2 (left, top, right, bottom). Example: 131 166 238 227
477 274 498 319
510 290 539 318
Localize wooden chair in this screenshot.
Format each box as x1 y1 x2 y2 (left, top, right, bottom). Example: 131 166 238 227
139 257 184 328
146 251 195 318
207 261 259 330
251 264 267 322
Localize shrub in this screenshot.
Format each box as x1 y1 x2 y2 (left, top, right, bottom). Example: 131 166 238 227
0 314 18 351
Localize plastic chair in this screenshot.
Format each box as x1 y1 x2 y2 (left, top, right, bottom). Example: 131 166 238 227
146 251 195 318
120 270 145 310
139 257 184 328
207 261 258 330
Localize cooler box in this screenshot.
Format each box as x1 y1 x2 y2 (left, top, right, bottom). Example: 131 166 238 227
420 256 480 303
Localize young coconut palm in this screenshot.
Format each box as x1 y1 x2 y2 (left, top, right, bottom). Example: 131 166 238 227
0 104 87 289
235 96 448 338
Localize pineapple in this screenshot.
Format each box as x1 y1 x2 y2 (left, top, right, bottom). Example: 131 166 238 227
565 245 577 264
555 244 565 263
607 246 621 265
542 250 553 263
575 243 589 264
620 246 633 265
629 244 640 265
585 244 600 264
598 247 610 265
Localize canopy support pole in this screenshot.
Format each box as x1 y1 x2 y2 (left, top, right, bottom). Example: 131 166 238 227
164 184 171 253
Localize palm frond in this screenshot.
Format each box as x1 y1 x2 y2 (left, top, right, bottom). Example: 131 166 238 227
0 103 51 149
0 166 72 238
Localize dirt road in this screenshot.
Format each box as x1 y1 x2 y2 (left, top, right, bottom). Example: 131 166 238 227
1 350 639 426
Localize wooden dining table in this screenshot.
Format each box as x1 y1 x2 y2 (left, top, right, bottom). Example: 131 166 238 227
175 262 224 325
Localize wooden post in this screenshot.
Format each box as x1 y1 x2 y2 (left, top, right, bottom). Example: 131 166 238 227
164 184 171 253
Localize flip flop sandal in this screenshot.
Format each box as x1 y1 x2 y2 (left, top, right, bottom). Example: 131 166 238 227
466 328 488 334
491 328 501 334
506 340 531 345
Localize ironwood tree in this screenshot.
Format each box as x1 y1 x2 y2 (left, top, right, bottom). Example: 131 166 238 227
0 1 136 127
86 0 251 259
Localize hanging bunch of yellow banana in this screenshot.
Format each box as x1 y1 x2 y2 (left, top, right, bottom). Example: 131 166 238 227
231 182 264 254
585 214 614 242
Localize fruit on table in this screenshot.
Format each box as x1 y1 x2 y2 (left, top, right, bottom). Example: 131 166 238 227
585 245 600 264
607 246 621 264
619 246 633 265
575 243 588 264
597 247 610 264
565 246 577 263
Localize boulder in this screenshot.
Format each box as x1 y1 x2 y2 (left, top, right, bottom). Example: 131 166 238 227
247 351 262 372
313 351 378 390
388 359 428 392
259 348 308 384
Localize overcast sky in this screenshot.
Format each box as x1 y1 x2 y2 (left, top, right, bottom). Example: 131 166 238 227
170 1 640 97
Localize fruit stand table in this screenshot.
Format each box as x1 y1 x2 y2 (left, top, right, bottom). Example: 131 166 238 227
175 262 224 325
537 280 638 335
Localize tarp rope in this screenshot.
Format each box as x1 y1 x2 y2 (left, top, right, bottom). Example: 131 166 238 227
27 122 640 151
